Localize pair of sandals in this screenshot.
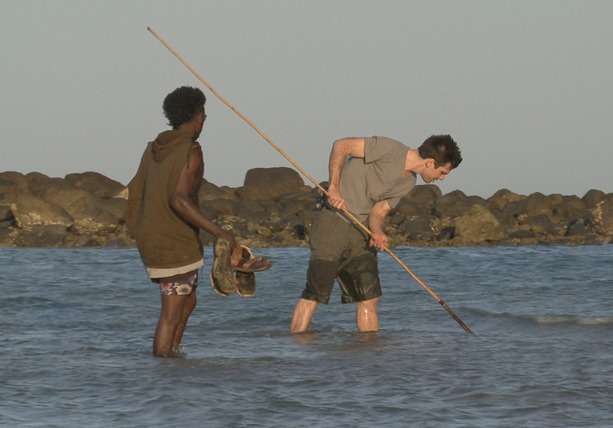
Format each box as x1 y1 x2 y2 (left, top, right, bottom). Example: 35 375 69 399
210 238 272 297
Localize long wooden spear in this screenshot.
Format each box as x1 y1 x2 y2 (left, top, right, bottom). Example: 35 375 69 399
147 26 474 335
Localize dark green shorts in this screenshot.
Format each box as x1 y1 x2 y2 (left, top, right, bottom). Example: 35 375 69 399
302 207 381 304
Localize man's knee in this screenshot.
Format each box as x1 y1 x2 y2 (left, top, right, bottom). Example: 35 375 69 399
291 298 319 333
356 297 380 332
161 310 182 325
357 297 380 311
161 297 187 324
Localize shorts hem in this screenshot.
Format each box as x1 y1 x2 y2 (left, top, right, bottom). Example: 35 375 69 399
301 290 330 305
340 287 382 304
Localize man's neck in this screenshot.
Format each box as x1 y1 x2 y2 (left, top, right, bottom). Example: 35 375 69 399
176 122 198 140
405 149 426 175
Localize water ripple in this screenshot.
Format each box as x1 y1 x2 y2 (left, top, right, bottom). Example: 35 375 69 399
1 246 612 427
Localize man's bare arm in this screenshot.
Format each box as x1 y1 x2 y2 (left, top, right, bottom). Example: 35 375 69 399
327 137 365 209
328 137 365 189
368 200 392 250
170 144 233 241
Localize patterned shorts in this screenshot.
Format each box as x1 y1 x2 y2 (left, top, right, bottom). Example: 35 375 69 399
158 271 199 296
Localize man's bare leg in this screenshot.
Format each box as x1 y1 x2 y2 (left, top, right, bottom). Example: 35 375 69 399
153 294 187 357
291 298 319 333
172 291 197 351
356 297 379 332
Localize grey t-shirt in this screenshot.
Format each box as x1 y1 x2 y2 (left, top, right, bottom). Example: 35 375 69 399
340 136 416 222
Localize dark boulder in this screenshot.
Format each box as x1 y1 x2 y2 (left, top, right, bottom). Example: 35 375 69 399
275 187 319 236
0 179 18 204
433 190 486 218
399 215 435 241
14 225 68 247
507 228 536 239
505 192 549 214
236 200 270 223
436 226 455 241
582 189 606 208
65 172 125 199
26 176 84 202
41 185 118 234
550 196 590 225
499 192 553 227
394 185 441 217
200 198 240 217
565 218 593 236
0 221 16 246
544 193 564 206
0 204 13 222
237 167 306 200
198 179 238 201
0 171 28 190
497 193 591 236
278 192 317 218
453 205 505 244
393 199 428 217
403 185 441 205
33 177 75 197
96 198 128 223
12 193 73 229
388 210 406 225
487 189 525 212
24 172 53 197
591 194 613 236
525 214 559 236
246 221 274 239
63 230 126 247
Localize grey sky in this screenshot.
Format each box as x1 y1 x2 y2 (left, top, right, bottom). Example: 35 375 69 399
1 1 612 197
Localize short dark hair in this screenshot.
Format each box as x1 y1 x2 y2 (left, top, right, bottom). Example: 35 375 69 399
163 86 206 129
418 135 462 168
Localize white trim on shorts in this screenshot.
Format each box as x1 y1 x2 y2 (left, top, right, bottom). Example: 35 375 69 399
146 259 204 279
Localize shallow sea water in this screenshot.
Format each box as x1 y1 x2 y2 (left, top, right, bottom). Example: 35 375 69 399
1 245 612 427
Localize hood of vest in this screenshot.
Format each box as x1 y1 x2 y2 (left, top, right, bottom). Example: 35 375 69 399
151 129 193 162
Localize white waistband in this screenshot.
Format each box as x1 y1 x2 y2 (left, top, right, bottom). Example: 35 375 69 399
146 259 204 279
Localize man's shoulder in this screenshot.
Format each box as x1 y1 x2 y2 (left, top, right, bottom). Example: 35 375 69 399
364 136 409 163
177 133 198 146
369 136 408 147
173 133 201 155
157 129 197 144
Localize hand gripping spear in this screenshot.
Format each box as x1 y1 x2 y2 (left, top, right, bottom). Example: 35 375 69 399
147 27 475 335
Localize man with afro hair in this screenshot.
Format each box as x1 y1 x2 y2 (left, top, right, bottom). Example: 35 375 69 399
126 86 243 357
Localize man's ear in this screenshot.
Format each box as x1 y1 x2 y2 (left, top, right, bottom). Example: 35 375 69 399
424 158 436 169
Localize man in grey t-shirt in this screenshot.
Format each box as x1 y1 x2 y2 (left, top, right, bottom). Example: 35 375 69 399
290 135 462 333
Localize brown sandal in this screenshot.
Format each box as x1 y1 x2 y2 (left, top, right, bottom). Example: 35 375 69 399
210 238 238 296
232 246 272 273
